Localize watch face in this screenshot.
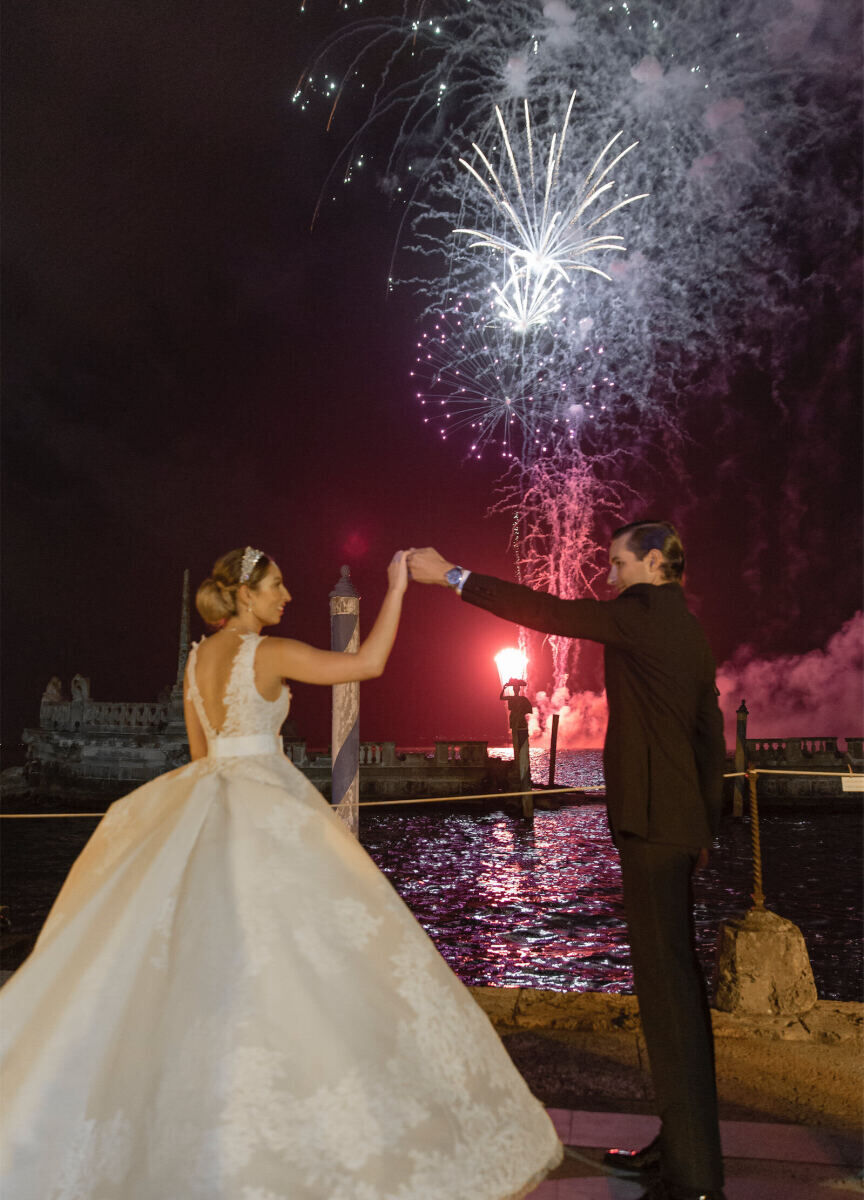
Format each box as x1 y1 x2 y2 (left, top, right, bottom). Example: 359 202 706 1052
445 567 462 587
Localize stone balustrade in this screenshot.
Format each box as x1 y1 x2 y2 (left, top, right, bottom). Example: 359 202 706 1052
746 736 860 766
359 742 397 766
39 699 169 731
433 740 489 767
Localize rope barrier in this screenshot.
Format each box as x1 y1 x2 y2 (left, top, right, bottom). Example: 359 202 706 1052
2 770 860 818
358 786 595 808
0 786 596 818
1 813 108 819
723 769 860 778
748 769 766 909
728 768 860 777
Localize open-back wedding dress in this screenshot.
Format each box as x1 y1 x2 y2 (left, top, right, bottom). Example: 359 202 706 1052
1 632 561 1199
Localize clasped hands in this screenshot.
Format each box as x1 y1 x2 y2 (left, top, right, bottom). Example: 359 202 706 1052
386 548 456 594
404 548 457 586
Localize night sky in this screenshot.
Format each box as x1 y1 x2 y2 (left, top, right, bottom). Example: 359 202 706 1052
3 1 862 754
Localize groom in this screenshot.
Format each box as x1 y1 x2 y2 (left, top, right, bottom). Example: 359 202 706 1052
408 522 727 1200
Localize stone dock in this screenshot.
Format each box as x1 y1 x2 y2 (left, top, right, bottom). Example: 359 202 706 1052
470 988 862 1132
2 965 858 1193
2 964 856 1131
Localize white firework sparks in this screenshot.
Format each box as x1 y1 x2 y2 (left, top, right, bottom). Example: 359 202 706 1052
411 302 566 459
454 92 648 331
411 302 622 460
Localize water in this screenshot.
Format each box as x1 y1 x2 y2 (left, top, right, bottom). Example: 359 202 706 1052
2 751 861 998
357 749 863 999
360 804 631 992
359 805 863 998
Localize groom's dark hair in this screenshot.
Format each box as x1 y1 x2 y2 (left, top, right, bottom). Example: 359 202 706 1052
612 520 685 583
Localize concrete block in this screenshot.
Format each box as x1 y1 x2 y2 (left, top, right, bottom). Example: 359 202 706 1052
714 907 818 1016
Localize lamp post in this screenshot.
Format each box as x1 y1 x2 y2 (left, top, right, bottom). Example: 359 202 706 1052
494 648 533 820
494 647 528 695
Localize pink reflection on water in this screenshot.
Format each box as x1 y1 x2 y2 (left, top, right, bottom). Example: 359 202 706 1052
358 751 862 998
363 805 632 992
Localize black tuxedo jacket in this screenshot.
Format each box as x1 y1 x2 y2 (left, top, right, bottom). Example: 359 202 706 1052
462 574 726 846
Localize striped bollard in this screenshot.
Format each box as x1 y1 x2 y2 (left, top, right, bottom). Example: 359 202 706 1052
330 566 360 835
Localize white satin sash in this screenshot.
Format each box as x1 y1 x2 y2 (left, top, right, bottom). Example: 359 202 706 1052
208 733 282 758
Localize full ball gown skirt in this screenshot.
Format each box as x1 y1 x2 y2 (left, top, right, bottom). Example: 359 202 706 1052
0 634 562 1199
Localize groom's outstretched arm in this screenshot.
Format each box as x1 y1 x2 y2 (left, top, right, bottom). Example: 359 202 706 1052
407 547 628 646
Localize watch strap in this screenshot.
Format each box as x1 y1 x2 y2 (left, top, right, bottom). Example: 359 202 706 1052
445 566 470 594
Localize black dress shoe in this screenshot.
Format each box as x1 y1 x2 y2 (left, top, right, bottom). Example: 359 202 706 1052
603 1133 661 1175
638 1179 727 1200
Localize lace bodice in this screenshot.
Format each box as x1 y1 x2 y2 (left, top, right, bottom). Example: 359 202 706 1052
187 633 291 741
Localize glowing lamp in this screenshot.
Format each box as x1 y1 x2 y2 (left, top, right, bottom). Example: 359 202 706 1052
494 647 528 690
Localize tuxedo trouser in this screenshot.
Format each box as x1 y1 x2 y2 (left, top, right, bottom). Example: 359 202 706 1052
618 835 724 1191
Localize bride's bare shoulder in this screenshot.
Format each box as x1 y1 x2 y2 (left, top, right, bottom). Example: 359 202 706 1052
257 635 309 659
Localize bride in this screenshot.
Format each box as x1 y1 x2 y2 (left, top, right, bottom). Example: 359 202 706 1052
1 546 562 1200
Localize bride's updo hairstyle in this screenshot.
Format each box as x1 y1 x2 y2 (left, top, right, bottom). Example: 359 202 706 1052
196 548 272 627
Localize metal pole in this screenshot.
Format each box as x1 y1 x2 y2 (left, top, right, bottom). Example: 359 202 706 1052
330 566 360 835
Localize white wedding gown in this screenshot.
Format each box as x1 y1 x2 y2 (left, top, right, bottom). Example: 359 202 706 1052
1 633 562 1200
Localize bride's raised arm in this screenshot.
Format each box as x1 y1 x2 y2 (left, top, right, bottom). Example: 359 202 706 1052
263 550 408 686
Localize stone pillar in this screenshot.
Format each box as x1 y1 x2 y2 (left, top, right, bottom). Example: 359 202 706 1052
330 566 360 835
733 699 748 818
175 569 190 689
513 727 533 820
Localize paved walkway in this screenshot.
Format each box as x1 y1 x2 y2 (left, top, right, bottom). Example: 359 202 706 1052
529 1110 862 1198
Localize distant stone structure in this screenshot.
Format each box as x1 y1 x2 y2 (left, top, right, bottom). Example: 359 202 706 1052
23 572 193 791
16 569 505 801
732 701 863 804
287 739 503 801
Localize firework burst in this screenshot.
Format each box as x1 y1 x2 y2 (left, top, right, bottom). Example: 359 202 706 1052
455 93 648 331
412 302 565 459
412 303 623 460
303 0 861 698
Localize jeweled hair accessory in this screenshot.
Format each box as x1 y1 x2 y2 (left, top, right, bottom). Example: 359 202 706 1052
239 546 264 584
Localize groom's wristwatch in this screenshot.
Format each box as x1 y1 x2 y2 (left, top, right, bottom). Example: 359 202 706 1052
444 566 470 594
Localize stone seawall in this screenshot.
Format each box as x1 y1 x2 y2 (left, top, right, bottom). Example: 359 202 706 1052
470 988 863 1131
